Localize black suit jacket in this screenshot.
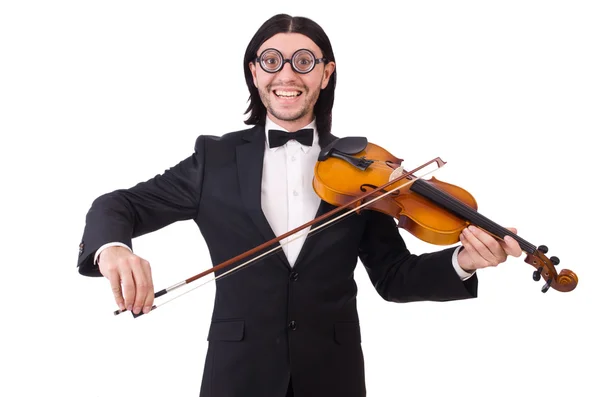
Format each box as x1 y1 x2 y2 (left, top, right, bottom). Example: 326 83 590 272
77 125 477 397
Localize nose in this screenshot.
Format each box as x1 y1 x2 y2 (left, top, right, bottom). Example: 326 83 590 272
277 60 298 80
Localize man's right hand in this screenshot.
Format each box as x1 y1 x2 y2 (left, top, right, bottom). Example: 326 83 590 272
98 246 154 315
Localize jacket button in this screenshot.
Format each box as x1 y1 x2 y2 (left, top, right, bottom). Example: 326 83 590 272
289 272 299 281
288 321 297 330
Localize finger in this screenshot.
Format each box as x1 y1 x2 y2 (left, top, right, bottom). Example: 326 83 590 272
463 226 498 266
130 259 150 315
498 227 522 257
502 235 522 257
473 226 509 261
106 268 126 311
120 266 136 312
140 259 154 314
459 231 478 269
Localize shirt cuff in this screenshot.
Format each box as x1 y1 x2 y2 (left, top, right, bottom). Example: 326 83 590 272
452 246 475 280
94 242 132 265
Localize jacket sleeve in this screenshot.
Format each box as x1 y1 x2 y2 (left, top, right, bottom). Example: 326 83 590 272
76 136 206 276
358 210 477 302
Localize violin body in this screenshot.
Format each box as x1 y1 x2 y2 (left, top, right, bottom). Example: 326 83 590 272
313 137 578 293
314 141 478 246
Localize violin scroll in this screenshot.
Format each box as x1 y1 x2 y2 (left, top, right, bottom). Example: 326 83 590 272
525 245 578 292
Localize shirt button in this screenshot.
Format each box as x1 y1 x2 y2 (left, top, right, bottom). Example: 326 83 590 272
293 190 299 196
289 272 299 281
291 156 296 161
288 321 297 330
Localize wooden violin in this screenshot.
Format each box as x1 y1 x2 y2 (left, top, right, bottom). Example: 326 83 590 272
117 136 577 318
313 137 578 293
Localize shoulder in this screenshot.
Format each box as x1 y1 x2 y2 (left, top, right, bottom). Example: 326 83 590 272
193 125 263 152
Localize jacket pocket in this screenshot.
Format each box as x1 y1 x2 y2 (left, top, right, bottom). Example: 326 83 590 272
207 319 245 341
334 321 361 345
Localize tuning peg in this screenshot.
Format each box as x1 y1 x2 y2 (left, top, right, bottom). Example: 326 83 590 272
550 256 560 266
533 267 543 282
541 278 552 293
538 245 548 254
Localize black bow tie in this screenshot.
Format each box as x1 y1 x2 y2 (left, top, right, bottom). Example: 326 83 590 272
268 128 314 148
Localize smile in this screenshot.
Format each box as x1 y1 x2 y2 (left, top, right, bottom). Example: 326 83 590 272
274 90 302 98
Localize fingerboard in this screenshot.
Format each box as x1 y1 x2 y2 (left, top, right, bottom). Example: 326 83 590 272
409 179 536 254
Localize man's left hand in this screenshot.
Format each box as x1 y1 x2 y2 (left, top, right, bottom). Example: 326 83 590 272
457 225 522 272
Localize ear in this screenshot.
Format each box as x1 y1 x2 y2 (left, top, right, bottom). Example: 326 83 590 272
249 62 258 88
320 61 336 90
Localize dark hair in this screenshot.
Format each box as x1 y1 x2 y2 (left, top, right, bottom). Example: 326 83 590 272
243 14 337 134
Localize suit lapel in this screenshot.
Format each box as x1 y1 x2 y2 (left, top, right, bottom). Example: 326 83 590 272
292 200 335 267
236 125 291 269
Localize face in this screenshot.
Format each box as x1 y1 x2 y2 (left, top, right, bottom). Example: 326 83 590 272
249 33 336 131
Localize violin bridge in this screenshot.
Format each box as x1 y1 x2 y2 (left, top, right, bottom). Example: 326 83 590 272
388 165 404 182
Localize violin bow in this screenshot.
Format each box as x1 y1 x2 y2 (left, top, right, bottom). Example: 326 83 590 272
114 157 446 317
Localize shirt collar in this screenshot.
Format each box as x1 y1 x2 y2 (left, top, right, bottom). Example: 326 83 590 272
265 117 319 153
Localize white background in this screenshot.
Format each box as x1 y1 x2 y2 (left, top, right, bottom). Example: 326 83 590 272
1 1 599 396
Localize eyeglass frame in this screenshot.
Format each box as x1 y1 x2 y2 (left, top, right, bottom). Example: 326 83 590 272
255 48 328 74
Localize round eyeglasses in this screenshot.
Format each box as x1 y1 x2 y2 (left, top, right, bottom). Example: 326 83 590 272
256 48 327 74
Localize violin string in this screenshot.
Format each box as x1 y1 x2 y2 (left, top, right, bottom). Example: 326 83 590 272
149 162 444 313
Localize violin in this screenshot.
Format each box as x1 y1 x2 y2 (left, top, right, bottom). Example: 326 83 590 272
313 137 578 293
116 137 577 318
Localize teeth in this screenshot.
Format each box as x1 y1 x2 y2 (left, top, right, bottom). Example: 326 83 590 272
275 90 301 97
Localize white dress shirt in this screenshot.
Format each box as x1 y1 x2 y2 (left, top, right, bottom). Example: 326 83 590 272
262 117 322 267
95 118 473 280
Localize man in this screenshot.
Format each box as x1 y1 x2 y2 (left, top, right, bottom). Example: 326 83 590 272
77 13 521 397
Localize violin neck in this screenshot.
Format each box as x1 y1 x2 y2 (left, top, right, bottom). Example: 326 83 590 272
410 179 536 254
